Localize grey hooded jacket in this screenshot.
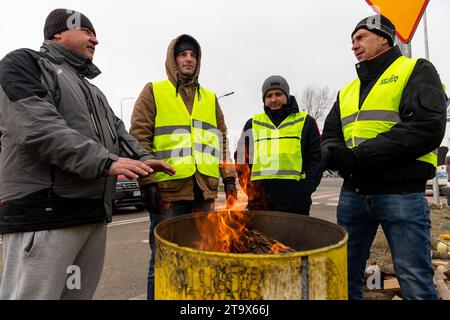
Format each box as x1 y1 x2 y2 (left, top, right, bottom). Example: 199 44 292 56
0 41 151 233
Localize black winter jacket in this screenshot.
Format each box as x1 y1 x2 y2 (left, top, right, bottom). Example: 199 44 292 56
321 46 447 194
234 96 322 214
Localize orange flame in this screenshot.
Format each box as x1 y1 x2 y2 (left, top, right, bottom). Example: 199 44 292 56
270 242 291 254
194 162 292 254
235 163 252 199
195 209 248 253
195 170 249 253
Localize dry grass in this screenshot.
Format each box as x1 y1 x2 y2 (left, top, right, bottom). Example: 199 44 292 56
429 204 450 248
363 205 450 299
368 205 450 271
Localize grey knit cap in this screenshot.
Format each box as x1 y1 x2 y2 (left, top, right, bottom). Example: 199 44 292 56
352 15 396 47
44 8 96 40
262 75 290 101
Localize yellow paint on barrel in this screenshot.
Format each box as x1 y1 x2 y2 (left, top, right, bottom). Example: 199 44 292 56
154 211 348 300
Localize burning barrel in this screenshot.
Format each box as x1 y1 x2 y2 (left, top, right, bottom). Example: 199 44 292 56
154 210 348 300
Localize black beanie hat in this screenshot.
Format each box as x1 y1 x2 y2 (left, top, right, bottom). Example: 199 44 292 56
44 8 96 40
262 75 290 101
351 15 396 47
174 35 199 57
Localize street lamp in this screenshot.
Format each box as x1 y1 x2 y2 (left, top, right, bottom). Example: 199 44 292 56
218 91 235 100
120 97 135 120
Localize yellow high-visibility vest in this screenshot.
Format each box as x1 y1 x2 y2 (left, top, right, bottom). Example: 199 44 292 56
152 80 220 182
339 56 436 167
251 111 308 181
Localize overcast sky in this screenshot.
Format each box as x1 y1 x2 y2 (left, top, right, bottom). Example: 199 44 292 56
1 0 449 149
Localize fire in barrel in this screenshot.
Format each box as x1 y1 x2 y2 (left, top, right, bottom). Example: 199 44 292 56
154 209 348 300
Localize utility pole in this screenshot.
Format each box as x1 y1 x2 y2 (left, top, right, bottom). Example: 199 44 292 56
395 10 440 204
423 10 430 61
421 10 440 205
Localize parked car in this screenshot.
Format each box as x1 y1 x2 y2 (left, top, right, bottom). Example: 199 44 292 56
426 164 448 195
114 175 145 211
426 146 448 196
440 154 450 204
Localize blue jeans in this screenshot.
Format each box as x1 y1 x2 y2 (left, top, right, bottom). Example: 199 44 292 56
337 188 437 300
147 198 215 300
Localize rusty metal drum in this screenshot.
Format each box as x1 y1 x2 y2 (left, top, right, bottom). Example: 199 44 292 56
154 210 348 300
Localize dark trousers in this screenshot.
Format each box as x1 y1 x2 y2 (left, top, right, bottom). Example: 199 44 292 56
146 190 214 300
337 188 437 300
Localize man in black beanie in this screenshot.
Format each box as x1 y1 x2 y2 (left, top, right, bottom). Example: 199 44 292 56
321 14 446 299
44 8 97 40
0 9 174 300
44 8 98 61
352 14 396 47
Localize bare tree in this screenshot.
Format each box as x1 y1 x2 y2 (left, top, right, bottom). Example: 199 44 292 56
299 86 335 121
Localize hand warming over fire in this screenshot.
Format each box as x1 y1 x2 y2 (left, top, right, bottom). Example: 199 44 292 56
143 159 176 176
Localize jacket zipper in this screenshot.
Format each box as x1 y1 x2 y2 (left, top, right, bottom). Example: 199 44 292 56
105 119 117 144
90 112 101 138
78 78 111 217
97 95 117 143
78 81 106 145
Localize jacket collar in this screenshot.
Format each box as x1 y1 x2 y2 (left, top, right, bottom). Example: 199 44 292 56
40 40 101 80
264 96 300 126
355 46 402 84
264 96 300 115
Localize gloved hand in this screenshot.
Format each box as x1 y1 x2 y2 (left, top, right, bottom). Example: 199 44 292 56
325 146 358 175
223 178 238 209
141 183 159 212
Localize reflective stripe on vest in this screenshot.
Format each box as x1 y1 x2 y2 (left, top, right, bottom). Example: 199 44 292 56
339 56 437 167
251 111 307 181
152 80 220 182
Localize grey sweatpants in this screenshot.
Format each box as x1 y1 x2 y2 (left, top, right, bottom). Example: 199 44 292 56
0 222 106 300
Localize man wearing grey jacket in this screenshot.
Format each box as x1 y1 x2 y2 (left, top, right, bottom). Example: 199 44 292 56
0 8 174 300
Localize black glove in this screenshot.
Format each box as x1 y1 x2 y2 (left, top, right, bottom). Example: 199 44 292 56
326 146 358 175
141 183 159 212
223 178 238 209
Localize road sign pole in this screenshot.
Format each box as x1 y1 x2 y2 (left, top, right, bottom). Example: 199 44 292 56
422 9 441 205
423 10 430 60
395 37 412 58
